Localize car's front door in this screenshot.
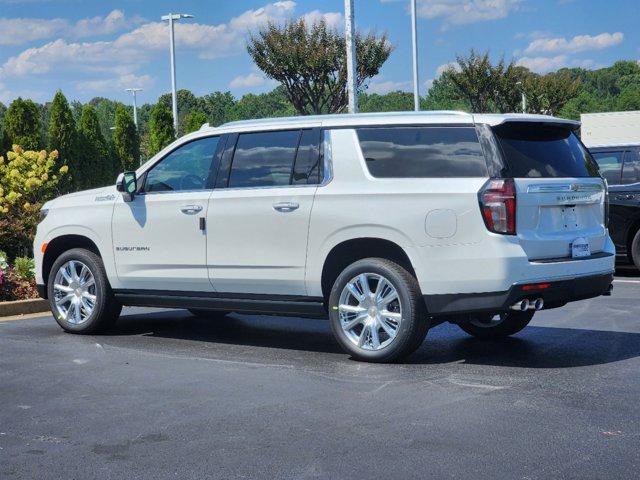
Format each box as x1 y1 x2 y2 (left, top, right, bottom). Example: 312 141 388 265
112 135 221 291
206 128 322 295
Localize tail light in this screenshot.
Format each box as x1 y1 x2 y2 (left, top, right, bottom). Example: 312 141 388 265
603 179 610 228
479 178 516 235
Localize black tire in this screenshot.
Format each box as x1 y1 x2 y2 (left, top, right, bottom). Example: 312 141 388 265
630 228 640 270
47 248 122 334
188 309 231 319
328 258 429 363
457 310 534 339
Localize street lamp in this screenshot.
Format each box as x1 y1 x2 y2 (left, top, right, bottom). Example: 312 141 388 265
124 88 142 127
516 81 527 114
410 0 419 111
344 0 358 114
161 13 194 134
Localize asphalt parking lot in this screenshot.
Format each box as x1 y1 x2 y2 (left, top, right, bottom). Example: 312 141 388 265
1 270 639 479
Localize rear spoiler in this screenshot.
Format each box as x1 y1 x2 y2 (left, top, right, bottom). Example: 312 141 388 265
473 114 581 131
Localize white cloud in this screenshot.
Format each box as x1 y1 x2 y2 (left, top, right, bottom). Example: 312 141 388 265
367 78 411 94
516 55 569 73
407 0 521 29
0 10 141 46
76 73 154 93
524 32 624 55
0 1 300 87
436 61 460 76
229 72 272 89
300 10 343 29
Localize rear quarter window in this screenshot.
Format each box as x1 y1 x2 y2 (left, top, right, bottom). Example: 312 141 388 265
493 123 600 178
356 126 488 178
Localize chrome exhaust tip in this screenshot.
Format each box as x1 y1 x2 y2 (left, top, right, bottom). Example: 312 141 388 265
533 298 544 311
510 299 529 311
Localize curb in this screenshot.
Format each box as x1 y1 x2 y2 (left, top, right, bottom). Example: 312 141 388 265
0 298 49 317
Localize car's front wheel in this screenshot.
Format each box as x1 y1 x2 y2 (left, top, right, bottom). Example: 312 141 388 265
47 248 122 334
457 310 534 339
328 258 429 363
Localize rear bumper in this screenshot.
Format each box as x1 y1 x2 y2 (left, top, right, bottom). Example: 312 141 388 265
424 272 614 316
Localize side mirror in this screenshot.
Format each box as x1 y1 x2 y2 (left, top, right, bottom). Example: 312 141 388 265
116 171 137 202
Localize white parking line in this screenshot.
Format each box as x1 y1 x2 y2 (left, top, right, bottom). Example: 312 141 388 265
613 279 640 284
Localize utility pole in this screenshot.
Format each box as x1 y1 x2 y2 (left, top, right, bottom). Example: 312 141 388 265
410 0 420 111
124 88 142 127
344 0 358 114
516 81 527 113
161 13 193 135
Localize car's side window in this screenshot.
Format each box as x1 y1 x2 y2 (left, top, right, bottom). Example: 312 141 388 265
591 151 624 185
228 130 300 188
356 126 488 178
144 136 219 193
621 149 640 185
292 129 322 185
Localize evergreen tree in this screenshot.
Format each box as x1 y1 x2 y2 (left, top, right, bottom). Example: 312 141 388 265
78 105 112 188
113 104 140 171
148 102 174 156
183 111 208 134
48 91 78 190
3 98 42 150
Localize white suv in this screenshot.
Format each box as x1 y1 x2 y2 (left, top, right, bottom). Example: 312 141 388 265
35 112 615 362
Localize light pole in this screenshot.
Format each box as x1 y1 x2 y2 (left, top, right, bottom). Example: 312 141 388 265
124 88 142 127
410 0 419 111
344 0 358 114
516 81 527 114
161 13 193 134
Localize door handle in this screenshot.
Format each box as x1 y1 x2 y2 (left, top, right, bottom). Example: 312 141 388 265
180 204 203 214
273 202 299 212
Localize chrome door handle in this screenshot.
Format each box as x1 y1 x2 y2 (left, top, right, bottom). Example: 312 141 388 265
180 204 203 214
273 202 299 212
615 194 635 201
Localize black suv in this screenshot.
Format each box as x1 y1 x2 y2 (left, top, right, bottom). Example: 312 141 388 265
590 144 640 269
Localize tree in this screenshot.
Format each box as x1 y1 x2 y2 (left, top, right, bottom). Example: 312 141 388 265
184 111 208 134
48 91 78 190
113 104 139 171
148 102 175 156
3 98 42 150
158 89 201 135
422 73 470 111
0 146 67 258
248 19 393 114
229 86 296 120
201 91 236 126
77 105 113 188
360 91 414 112
617 84 640 111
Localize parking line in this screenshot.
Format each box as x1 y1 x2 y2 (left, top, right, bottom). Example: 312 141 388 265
613 279 640 284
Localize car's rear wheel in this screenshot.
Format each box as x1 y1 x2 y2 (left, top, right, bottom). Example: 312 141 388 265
457 310 534 338
630 228 640 270
188 309 231 319
328 258 429 363
47 248 121 334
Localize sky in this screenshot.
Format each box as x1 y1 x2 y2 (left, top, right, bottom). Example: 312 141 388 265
0 0 638 106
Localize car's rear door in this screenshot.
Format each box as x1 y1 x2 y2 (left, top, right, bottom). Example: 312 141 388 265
491 122 607 261
206 128 322 295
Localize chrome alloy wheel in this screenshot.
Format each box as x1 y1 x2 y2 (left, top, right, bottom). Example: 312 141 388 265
338 273 403 351
52 260 96 325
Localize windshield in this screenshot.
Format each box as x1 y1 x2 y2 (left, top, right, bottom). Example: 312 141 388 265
493 123 600 178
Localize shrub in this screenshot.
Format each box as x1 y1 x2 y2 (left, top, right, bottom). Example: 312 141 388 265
0 146 67 258
14 256 35 280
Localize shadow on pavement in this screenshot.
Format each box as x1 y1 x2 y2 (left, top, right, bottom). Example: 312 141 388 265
109 309 640 369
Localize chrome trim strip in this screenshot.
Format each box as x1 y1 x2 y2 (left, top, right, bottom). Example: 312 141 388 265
527 183 603 193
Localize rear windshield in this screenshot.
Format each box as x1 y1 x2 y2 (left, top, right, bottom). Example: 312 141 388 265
356 126 488 178
493 123 600 178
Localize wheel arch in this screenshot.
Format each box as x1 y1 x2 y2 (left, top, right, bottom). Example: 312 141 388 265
319 237 418 304
42 234 102 296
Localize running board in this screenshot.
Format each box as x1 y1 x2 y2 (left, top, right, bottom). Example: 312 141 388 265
113 289 327 318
